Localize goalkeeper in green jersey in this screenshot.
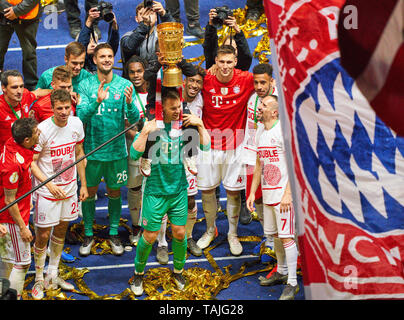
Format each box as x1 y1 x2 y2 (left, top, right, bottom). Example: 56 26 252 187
76 43 140 256
128 88 210 296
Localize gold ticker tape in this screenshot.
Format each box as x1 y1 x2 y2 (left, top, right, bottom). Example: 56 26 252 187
23 218 275 300
185 7 271 66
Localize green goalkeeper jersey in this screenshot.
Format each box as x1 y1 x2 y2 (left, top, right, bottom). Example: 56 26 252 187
130 123 188 196
77 73 140 161
36 66 91 93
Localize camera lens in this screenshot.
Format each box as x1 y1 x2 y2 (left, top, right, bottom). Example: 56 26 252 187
103 12 114 23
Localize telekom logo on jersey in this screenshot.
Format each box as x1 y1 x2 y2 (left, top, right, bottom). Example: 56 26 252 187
211 96 237 108
50 144 75 158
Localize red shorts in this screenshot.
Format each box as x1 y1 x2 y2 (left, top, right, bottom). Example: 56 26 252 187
246 164 262 200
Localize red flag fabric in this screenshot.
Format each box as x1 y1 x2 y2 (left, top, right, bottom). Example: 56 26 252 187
264 0 404 299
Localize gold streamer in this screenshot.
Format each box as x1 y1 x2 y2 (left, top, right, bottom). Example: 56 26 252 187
185 7 271 67
40 0 57 7
23 203 283 300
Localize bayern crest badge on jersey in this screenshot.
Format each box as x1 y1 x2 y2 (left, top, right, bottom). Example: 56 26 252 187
265 0 404 299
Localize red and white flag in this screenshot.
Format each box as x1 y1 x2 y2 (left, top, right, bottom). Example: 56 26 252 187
264 0 404 299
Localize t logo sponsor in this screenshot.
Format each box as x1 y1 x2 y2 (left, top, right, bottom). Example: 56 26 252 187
212 96 222 108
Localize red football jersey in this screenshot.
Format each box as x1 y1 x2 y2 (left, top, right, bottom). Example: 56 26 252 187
0 138 34 225
0 89 36 149
30 92 77 123
202 69 254 150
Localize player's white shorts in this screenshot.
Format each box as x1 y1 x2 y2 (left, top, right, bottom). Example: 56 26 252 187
263 203 295 238
186 167 198 196
0 223 31 266
127 159 143 189
197 146 245 191
34 193 78 228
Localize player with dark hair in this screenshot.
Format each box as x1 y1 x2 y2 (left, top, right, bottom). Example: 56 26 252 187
77 43 140 257
241 63 277 255
36 42 91 93
0 117 40 299
197 45 254 256
128 88 210 296
30 89 88 299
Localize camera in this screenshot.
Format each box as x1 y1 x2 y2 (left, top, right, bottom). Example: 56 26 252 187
95 1 114 23
0 11 10 25
144 0 153 9
212 6 233 27
0 4 12 26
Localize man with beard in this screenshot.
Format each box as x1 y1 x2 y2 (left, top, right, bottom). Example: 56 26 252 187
241 63 277 255
182 66 205 256
0 70 49 150
0 117 40 299
76 43 140 257
246 96 299 300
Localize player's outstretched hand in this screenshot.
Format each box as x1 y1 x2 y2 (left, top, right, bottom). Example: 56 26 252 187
96 80 110 103
124 85 134 105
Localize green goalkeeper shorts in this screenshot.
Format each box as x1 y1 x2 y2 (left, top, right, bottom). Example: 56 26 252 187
85 159 128 189
141 189 188 232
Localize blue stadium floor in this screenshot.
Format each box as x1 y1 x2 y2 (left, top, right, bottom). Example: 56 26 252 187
3 0 305 303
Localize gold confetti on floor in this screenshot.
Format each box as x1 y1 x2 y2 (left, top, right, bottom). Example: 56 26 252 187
23 216 276 300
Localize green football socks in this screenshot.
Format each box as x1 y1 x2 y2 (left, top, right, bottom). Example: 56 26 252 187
172 237 187 272
82 196 95 237
108 196 122 236
135 235 153 274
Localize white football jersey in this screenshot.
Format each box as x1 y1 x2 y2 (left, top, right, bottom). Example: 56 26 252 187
256 120 288 205
187 92 203 119
241 88 278 166
33 116 85 199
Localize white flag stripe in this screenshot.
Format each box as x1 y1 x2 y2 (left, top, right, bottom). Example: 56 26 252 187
328 269 404 285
